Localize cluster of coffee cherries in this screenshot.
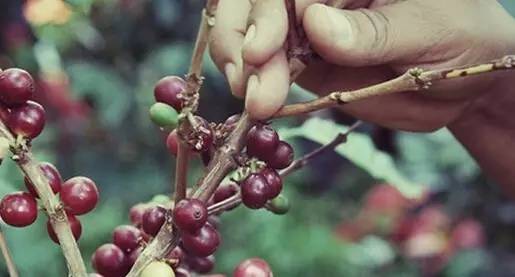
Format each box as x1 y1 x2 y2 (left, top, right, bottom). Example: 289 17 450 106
92 195 223 277
0 68 99 244
239 124 293 212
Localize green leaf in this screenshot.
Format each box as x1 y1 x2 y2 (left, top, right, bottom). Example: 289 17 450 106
279 117 422 197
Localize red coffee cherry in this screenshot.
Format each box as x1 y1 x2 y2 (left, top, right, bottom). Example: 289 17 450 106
173 199 208 234
47 214 82 244
187 255 215 274
0 191 38 227
260 168 282 199
181 224 220 257
92 243 130 277
129 203 149 227
128 246 143 266
174 267 190 277
112 225 142 253
167 246 185 268
223 114 241 130
24 162 62 198
213 183 239 203
246 125 279 160
8 100 45 139
142 205 167 236
60 177 99 215
0 68 34 107
233 258 273 277
166 129 179 155
241 174 269 209
266 141 294 170
154 76 186 111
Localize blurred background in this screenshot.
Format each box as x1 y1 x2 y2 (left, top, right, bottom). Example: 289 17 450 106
0 0 514 276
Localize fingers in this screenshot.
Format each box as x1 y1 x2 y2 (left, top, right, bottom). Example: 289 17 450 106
303 1 456 66
245 50 290 120
209 0 251 97
242 0 288 65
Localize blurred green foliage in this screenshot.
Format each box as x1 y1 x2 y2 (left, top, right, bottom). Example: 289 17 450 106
0 1 512 277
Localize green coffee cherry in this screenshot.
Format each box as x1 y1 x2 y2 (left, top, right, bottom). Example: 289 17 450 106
149 103 178 128
150 194 170 205
266 194 290 215
140 261 175 277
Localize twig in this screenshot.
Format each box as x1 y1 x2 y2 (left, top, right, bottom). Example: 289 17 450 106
126 1 219 276
273 55 515 118
207 192 242 215
0 121 87 276
0 227 18 277
279 121 362 177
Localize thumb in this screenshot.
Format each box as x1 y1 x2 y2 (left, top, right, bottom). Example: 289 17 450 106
303 2 448 66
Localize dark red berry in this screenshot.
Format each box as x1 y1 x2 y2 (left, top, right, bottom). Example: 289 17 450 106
128 247 143 266
60 177 99 215
142 206 167 236
24 162 62 198
213 183 239 203
181 224 220 257
129 203 148 227
0 104 10 122
174 267 191 277
0 68 34 107
47 214 82 244
0 192 37 227
246 125 279 160
234 258 273 277
173 199 208 234
224 114 241 129
187 255 215 274
240 174 269 209
154 76 186 111
167 246 185 268
260 168 282 199
112 225 142 253
92 243 129 277
166 130 179 155
266 141 294 169
8 100 45 139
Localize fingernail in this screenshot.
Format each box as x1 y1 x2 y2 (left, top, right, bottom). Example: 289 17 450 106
324 6 354 45
243 24 256 46
224 63 236 90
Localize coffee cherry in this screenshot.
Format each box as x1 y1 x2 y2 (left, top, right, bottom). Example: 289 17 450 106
240 174 269 209
112 225 142 253
260 168 282 199
266 141 294 170
24 162 62 198
166 130 179 155
0 68 34 107
213 183 239 203
224 114 241 129
150 103 179 128
92 243 129 277
141 261 176 277
128 247 143 266
187 255 214 274
154 76 186 111
47 214 82 243
181 224 220 257
60 177 99 215
233 258 273 277
0 192 38 227
8 100 45 139
173 199 208 234
246 125 279 160
174 268 190 277
167 246 185 268
129 203 149 227
266 195 290 215
142 205 167 236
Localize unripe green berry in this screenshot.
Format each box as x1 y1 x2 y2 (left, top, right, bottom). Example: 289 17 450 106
149 103 178 128
151 194 171 205
266 194 290 215
140 261 175 277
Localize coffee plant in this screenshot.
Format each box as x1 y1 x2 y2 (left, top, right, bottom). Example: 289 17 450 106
0 0 513 277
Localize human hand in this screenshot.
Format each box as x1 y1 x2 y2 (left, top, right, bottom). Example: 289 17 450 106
209 0 515 131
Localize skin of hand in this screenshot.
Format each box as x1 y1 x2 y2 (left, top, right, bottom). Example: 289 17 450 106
209 0 515 192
